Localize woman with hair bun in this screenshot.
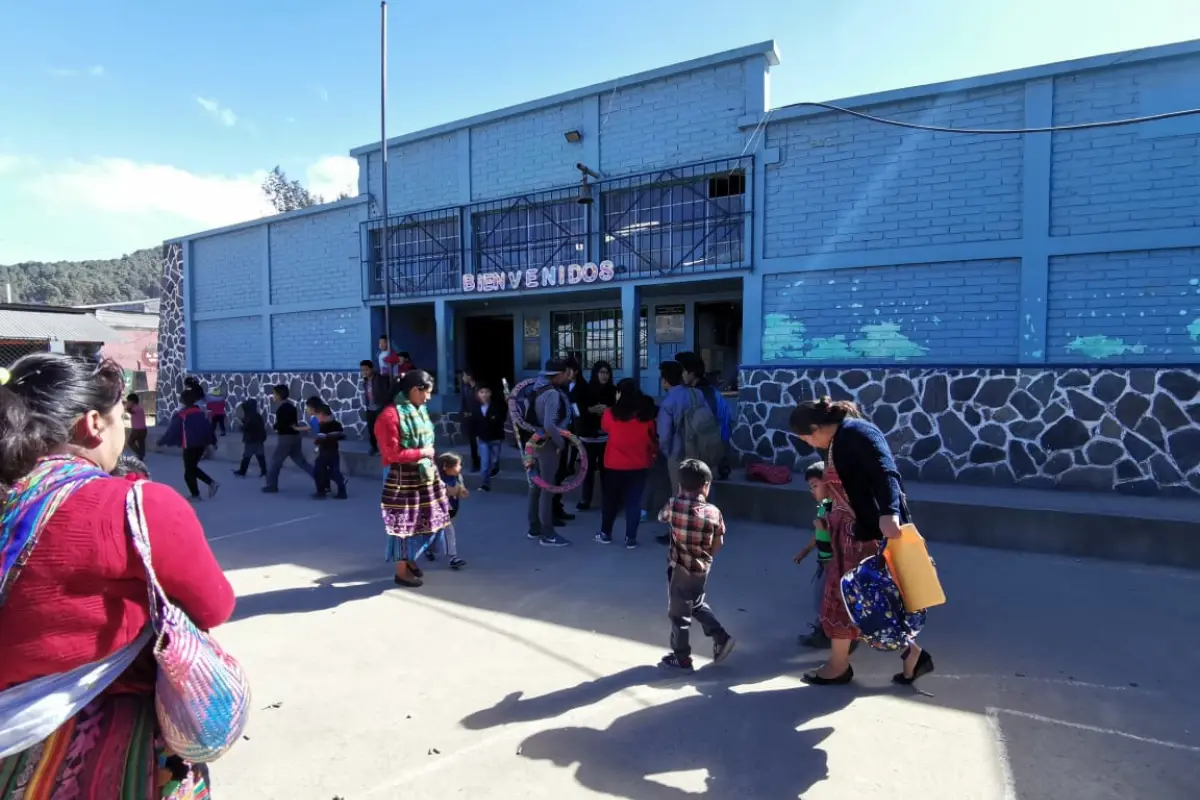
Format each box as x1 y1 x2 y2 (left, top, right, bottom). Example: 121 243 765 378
789 396 934 687
0 353 235 798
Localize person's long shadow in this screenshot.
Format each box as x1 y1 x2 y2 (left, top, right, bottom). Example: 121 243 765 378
462 645 878 799
229 568 394 622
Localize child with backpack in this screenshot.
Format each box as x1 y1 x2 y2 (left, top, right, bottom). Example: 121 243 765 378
232 397 268 478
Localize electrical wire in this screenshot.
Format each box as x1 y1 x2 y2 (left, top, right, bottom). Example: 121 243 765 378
787 100 1200 135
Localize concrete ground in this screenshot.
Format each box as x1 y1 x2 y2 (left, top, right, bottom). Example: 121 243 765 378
148 451 1200 800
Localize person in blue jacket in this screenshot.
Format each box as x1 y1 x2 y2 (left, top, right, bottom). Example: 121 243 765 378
159 386 220 501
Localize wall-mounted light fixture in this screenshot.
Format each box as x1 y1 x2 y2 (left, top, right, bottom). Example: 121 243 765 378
564 129 583 143
576 162 602 205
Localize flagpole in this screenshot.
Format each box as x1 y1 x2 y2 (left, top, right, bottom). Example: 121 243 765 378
379 1 394 353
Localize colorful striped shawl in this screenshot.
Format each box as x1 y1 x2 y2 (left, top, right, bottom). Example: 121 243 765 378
0 456 108 608
394 398 436 483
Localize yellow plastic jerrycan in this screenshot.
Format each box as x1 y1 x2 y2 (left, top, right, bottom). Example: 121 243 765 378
883 523 947 613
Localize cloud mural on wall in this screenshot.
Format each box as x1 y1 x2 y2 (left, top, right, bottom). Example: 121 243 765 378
1065 335 1147 359
762 314 929 361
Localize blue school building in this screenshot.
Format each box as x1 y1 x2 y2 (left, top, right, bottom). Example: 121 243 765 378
157 38 1200 498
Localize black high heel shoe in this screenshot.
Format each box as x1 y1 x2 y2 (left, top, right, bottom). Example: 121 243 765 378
893 648 934 685
802 665 854 686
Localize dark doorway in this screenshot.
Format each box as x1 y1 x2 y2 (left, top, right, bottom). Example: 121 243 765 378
462 315 515 393
693 301 742 391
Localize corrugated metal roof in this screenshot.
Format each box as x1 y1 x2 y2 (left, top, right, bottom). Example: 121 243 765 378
0 308 123 343
94 309 160 330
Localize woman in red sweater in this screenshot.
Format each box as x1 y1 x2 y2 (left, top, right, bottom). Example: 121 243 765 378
374 370 451 588
0 354 236 799
594 378 658 548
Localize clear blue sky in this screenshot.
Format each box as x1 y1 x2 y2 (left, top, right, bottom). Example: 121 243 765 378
0 0 1196 263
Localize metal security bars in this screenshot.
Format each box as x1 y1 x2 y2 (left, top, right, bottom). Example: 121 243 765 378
601 156 752 279
471 187 590 277
550 307 649 371
362 208 463 299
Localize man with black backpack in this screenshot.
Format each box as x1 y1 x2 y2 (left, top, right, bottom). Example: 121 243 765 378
232 397 268 478
525 358 575 547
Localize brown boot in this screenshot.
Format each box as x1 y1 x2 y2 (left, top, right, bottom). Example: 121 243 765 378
393 561 423 587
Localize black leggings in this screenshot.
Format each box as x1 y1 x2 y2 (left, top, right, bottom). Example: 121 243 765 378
182 447 214 497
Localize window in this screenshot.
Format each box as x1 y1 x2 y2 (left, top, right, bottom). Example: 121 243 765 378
550 308 649 371
472 195 588 275
366 213 461 297
602 158 750 278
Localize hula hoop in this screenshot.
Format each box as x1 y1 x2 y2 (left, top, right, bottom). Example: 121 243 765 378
522 429 588 494
507 377 538 434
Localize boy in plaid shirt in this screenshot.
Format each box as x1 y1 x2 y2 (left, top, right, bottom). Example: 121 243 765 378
657 458 736 672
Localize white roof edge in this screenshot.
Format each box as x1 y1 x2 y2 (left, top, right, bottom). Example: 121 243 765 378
165 195 368 246
348 40 779 156
763 38 1200 123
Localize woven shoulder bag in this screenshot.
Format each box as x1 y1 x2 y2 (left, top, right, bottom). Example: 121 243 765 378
126 480 251 762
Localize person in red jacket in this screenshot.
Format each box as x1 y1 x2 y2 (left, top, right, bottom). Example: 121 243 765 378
594 378 659 549
374 370 452 588
0 353 236 799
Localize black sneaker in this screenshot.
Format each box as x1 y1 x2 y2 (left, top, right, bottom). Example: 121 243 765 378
556 512 576 522
449 557 466 570
335 491 348 500
231 470 246 477
576 502 590 511
479 485 491 493
527 530 543 540
540 533 571 547
425 549 437 562
593 532 612 545
261 487 279 494
658 654 695 673
713 636 736 663
798 625 832 649
311 492 327 500
624 538 638 550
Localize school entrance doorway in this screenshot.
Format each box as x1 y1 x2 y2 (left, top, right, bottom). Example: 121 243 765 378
693 300 741 391
462 315 515 392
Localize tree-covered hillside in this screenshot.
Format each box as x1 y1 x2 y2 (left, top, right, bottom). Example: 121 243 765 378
0 247 161 306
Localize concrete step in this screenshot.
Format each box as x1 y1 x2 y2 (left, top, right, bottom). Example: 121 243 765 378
151 430 1200 569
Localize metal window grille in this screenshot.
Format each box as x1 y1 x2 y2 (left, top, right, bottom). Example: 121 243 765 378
362 209 462 299
550 308 649 371
0 339 48 368
601 157 752 279
471 188 589 277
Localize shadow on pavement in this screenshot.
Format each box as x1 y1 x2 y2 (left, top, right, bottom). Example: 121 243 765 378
229 569 394 622
461 646 870 799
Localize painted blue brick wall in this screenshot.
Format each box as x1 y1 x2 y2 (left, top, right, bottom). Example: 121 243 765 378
599 62 747 175
269 205 362 305
1050 54 1200 236
194 316 266 370
271 306 368 370
1046 248 1200 362
763 84 1024 258
363 133 461 214
762 259 1021 363
191 228 263 313
470 99 590 201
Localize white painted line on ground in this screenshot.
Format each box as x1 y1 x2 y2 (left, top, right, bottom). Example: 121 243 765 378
985 709 1020 800
207 514 325 543
933 674 1159 694
989 707 1200 753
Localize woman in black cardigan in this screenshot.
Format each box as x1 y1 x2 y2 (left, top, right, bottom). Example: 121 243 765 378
790 397 934 686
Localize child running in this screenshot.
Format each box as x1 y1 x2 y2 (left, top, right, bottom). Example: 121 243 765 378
657 458 735 672
427 453 467 570
158 387 220 502
795 461 836 649
312 402 349 500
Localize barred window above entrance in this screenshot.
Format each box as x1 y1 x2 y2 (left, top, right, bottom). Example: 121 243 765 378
472 188 588 275
602 157 751 279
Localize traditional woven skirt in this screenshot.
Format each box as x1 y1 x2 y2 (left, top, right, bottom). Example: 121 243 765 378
819 507 881 641
382 462 450 562
0 693 209 800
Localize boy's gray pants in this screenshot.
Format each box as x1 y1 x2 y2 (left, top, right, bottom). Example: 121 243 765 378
527 444 561 535
264 434 313 489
